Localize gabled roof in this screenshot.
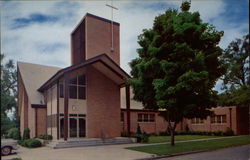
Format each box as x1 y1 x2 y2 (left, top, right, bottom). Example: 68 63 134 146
38 53 131 92
17 62 61 104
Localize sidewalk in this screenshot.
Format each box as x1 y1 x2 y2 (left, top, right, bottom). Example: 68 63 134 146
2 136 245 160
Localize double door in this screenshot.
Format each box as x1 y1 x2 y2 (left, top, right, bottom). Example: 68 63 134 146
60 116 86 138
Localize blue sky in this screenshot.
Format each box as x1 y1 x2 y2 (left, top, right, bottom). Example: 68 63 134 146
1 0 249 93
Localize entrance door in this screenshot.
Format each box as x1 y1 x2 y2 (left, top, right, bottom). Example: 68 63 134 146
69 118 77 138
79 118 86 137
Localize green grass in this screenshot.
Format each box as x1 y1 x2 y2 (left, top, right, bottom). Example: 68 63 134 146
148 135 222 143
127 136 250 156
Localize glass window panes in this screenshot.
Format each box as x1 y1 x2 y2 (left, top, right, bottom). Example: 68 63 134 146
69 86 77 99
138 114 143 122
78 86 86 99
78 75 86 85
222 115 227 123
59 83 64 98
69 77 77 84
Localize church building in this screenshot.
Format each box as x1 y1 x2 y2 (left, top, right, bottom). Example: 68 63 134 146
17 13 248 141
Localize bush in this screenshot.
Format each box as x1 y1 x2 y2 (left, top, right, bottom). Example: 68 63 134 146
38 134 53 140
223 128 234 136
26 139 42 148
23 128 30 140
132 132 149 143
213 130 223 136
136 124 142 134
7 128 21 140
159 129 170 136
18 139 42 148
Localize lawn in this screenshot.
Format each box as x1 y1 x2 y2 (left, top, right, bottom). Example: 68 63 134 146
127 136 250 156
148 135 222 143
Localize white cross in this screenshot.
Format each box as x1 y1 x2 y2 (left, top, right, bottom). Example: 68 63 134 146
106 0 118 52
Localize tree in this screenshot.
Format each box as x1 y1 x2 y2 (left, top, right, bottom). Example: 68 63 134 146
128 2 224 146
1 54 18 136
218 35 250 108
221 34 249 89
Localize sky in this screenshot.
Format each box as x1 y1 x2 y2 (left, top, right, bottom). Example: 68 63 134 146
1 0 249 93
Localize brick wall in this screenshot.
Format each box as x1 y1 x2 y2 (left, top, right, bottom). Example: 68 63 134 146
86 66 120 138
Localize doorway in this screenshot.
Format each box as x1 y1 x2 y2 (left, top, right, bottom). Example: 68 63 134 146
60 114 86 138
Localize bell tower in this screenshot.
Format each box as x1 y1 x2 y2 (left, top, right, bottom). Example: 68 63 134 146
71 13 120 65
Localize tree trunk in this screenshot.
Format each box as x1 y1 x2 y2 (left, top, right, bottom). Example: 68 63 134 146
170 127 175 146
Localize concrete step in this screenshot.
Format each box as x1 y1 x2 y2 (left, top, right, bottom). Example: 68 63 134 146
47 137 136 149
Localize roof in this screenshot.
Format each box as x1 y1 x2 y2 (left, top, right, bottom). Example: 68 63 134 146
71 13 120 35
38 53 130 91
18 55 144 110
17 62 61 104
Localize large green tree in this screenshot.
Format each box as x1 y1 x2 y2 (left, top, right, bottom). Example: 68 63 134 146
221 34 249 89
1 54 18 136
129 2 224 146
218 34 250 107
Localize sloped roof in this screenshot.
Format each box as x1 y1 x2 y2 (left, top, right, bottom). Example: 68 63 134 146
38 53 130 91
17 62 61 104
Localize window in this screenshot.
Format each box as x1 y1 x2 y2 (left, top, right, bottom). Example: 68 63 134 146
211 115 226 124
222 115 227 123
144 114 149 122
138 113 155 122
69 85 77 99
69 74 86 99
59 83 64 98
138 114 143 122
191 118 205 124
149 114 155 122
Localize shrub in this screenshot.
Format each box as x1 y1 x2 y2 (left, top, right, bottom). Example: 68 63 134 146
136 124 142 134
141 132 149 143
213 130 223 136
18 139 42 148
26 139 42 148
23 128 30 140
223 128 234 136
38 134 53 140
7 128 21 140
132 132 149 143
159 129 170 136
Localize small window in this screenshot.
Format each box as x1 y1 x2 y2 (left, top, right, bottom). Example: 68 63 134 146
69 86 77 99
200 118 204 123
59 83 64 98
144 114 148 122
211 116 216 123
222 115 226 123
149 114 155 122
217 115 222 123
191 118 196 124
78 75 86 85
138 114 143 122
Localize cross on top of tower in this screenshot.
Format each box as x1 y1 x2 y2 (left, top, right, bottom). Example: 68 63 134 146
106 0 118 52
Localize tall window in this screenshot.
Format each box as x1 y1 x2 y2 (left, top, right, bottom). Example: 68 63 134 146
59 83 64 98
69 74 86 99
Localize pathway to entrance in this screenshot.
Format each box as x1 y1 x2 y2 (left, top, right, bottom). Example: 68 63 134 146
2 143 153 160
